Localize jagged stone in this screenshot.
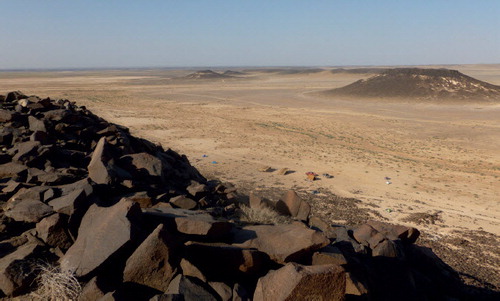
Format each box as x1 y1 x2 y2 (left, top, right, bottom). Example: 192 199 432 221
42 109 68 121
208 282 232 301
1 180 22 195
0 162 27 179
367 220 420 244
345 272 369 296
183 241 270 281
166 275 219 301
253 263 346 301
0 129 14 146
334 226 367 254
232 223 329 264
120 152 164 178
87 137 113 185
3 196 54 223
312 245 348 266
123 224 179 291
88 137 130 185
30 130 49 144
78 276 106 301
123 191 155 208
169 195 197 210
186 180 207 200
35 213 73 250
353 224 386 249
180 258 206 282
11 141 41 163
43 188 55 202
0 110 19 123
60 199 142 277
5 91 27 103
275 190 310 221
308 216 337 240
0 233 29 258
28 116 46 132
143 207 233 240
0 243 45 296
248 192 265 209
57 178 94 196
49 188 89 216
372 239 399 258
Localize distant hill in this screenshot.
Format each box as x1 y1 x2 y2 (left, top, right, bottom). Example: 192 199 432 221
184 70 233 79
241 68 325 75
325 68 500 100
330 68 387 74
223 70 246 76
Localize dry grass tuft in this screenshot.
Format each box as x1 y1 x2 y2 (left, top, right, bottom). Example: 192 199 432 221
239 205 291 225
30 264 81 301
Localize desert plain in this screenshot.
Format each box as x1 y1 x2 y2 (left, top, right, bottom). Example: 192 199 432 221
1 64 499 288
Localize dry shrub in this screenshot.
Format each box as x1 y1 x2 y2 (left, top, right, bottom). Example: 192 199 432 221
239 205 291 225
30 264 81 301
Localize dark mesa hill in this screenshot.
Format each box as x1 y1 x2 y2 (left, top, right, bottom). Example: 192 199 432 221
325 68 500 101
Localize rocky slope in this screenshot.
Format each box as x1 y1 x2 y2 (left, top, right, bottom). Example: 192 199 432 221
0 91 498 300
326 68 500 100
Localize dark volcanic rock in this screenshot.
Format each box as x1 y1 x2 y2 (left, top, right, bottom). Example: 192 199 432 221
0 243 46 296
166 275 219 301
169 195 197 210
275 190 310 221
87 137 128 185
5 91 27 103
28 116 47 132
3 198 54 223
120 152 164 179
183 241 271 281
232 223 329 264
367 220 420 243
326 68 500 100
123 224 179 291
143 207 233 241
35 213 73 250
60 199 142 277
253 263 346 301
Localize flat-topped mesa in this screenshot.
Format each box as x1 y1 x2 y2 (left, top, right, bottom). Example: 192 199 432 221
326 68 500 100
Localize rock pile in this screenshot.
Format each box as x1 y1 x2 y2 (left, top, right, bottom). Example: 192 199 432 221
0 92 489 300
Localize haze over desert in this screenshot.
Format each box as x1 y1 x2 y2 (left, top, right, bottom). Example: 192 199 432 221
2 66 498 233
2 66 499 290
1 1 500 299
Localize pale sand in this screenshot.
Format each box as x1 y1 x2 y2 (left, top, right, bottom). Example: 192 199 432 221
1 66 499 238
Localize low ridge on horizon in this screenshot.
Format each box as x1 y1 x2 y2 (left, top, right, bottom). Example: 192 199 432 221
183 69 235 79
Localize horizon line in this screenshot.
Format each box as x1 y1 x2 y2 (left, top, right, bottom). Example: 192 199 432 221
1 63 500 73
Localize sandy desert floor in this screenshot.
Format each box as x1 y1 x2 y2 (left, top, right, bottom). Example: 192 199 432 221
1 65 499 289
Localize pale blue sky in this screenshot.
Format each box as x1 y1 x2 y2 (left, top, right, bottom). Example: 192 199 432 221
1 0 499 69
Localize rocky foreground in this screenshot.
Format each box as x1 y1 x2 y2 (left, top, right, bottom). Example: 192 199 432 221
0 91 497 300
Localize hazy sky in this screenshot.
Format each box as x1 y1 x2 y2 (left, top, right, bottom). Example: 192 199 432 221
1 0 499 69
